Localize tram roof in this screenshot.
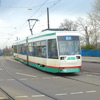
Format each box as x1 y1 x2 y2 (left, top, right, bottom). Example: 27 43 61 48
13 29 80 45
42 28 69 32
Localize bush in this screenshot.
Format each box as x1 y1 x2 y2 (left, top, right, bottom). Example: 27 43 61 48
81 45 94 50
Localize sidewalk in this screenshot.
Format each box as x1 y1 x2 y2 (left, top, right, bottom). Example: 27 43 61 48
82 56 100 63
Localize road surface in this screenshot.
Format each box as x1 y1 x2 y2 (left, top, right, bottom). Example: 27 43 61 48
0 56 100 100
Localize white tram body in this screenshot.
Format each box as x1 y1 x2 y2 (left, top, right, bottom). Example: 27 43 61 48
13 29 82 73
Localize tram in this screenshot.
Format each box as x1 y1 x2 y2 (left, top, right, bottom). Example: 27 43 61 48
13 29 82 73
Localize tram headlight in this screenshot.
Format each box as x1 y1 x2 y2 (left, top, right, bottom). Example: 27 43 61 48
60 57 66 60
76 56 80 59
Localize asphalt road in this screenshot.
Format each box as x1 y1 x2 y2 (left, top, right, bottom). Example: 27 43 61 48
0 56 100 100
82 62 100 73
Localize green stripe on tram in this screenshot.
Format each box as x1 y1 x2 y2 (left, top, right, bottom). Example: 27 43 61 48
16 33 56 44
29 33 56 41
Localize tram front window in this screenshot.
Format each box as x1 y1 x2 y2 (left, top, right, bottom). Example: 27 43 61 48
58 36 81 55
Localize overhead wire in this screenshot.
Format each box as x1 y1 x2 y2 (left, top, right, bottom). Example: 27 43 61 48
1 0 61 35
18 0 49 32
1 0 62 49
16 0 62 34
0 4 45 9
19 0 60 28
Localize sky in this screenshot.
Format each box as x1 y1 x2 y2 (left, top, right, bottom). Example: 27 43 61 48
0 0 95 49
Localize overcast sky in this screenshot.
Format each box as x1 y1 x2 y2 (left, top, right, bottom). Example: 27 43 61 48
0 0 95 49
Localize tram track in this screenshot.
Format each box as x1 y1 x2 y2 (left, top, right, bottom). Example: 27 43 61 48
58 73 100 88
0 60 60 100
2 58 100 88
64 76 100 87
1 57 100 100
0 87 14 100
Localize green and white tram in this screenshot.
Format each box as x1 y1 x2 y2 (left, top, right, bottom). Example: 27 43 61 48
13 29 81 73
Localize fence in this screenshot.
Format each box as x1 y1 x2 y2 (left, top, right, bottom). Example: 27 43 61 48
1 50 100 57
0 54 3 56
81 49 100 57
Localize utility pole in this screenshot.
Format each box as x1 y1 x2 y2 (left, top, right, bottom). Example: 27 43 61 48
28 19 39 35
47 8 50 29
26 37 29 65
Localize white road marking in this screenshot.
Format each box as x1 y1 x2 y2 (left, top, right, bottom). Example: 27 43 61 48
83 72 89 74
42 77 51 79
0 69 3 70
16 72 37 78
55 93 67 96
86 75 93 76
0 97 5 99
52 77 60 79
15 96 28 98
7 79 15 81
32 95 45 97
86 90 96 93
32 78 39 79
93 73 100 75
55 90 97 96
70 92 83 95
20 78 28 80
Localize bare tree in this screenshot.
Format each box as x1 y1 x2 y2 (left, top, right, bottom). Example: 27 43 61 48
59 15 100 49
88 13 100 48
59 18 91 46
88 0 100 48
59 19 78 31
94 0 100 14
76 14 100 48
76 17 91 46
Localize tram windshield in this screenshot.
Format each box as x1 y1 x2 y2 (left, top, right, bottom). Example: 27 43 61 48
58 36 81 55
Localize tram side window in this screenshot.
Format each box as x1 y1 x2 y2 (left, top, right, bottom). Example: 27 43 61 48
23 44 27 54
18 45 20 53
28 43 33 56
33 42 37 56
21 44 26 55
20 44 23 54
41 41 46 58
18 44 23 54
37 42 41 57
13 45 17 53
48 39 58 59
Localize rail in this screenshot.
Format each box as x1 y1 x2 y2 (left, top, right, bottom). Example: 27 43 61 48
0 88 14 100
